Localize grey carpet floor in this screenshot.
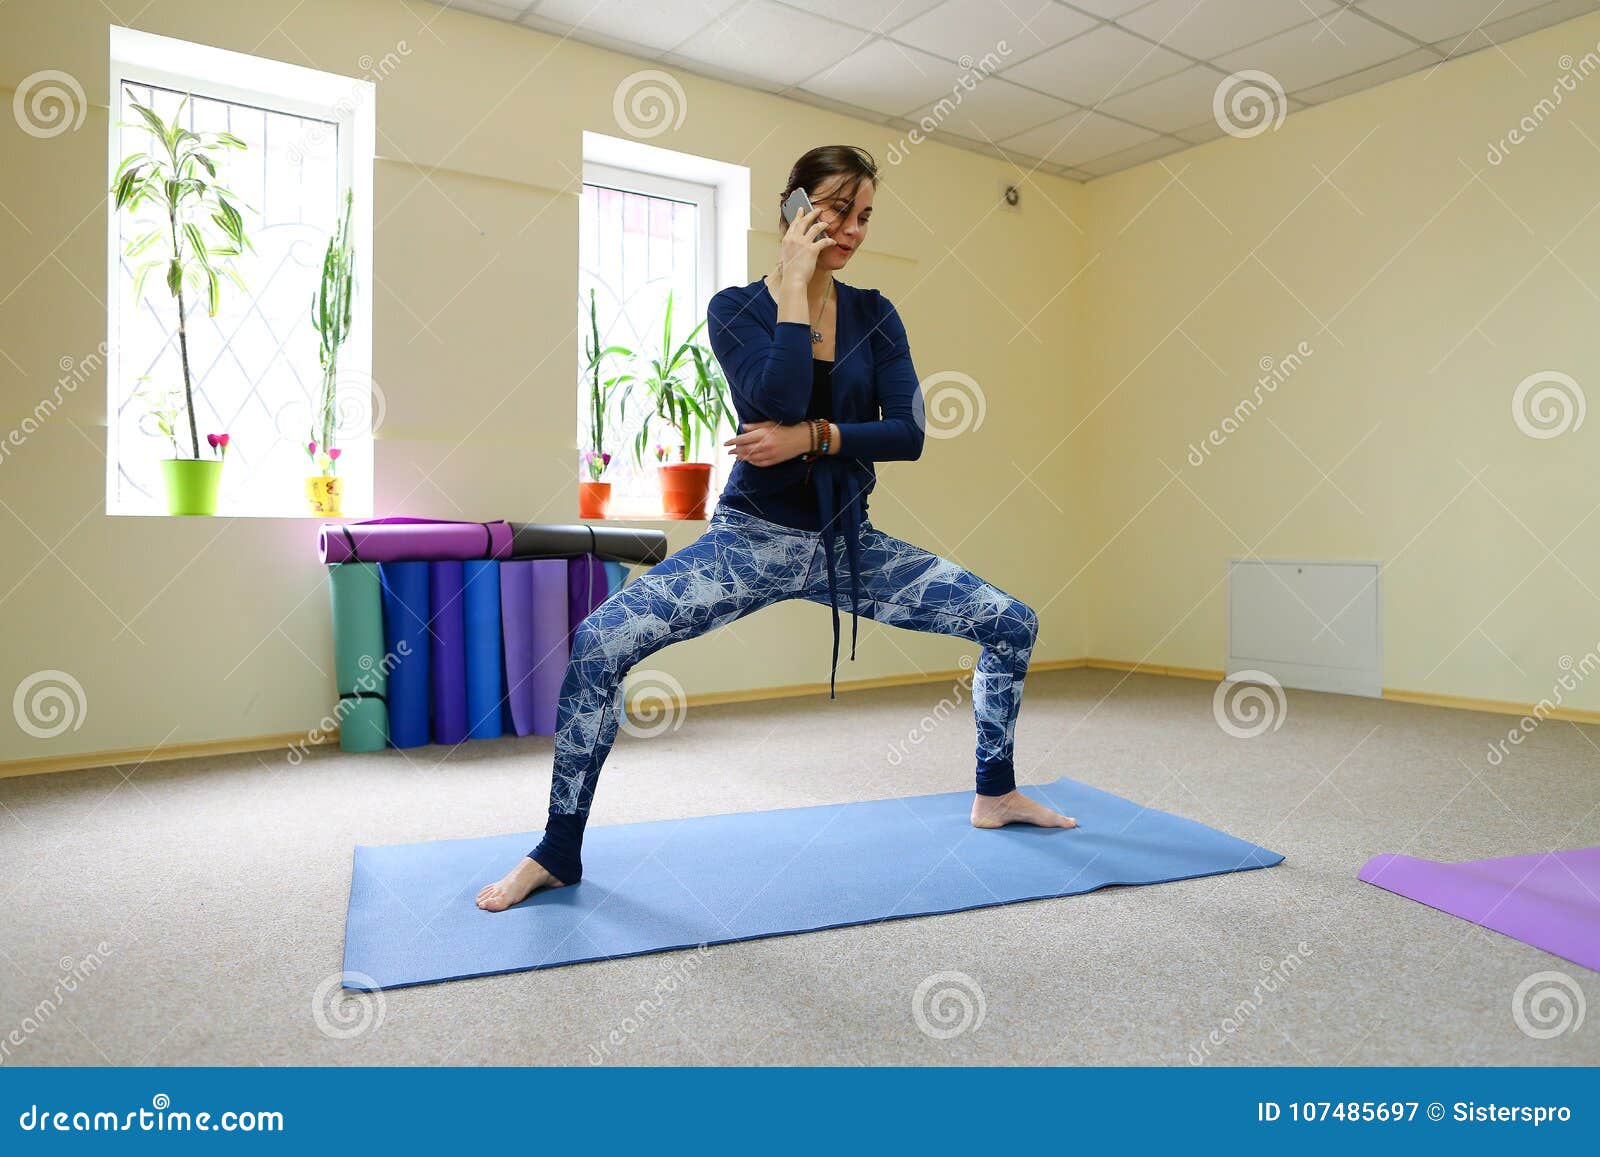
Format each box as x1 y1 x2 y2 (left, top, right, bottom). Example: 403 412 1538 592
1 668 1596 1066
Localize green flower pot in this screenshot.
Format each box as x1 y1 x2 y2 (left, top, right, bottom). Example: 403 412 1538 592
160 458 224 516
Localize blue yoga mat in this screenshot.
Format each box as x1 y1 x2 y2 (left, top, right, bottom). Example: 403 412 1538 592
429 561 468 745
462 560 503 741
342 777 1283 990
378 562 432 749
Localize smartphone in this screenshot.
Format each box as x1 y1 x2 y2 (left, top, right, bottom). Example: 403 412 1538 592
781 186 814 226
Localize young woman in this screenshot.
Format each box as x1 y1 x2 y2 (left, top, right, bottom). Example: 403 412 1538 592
477 145 1074 912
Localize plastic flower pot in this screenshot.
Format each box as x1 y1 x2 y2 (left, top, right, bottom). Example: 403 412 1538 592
578 480 611 519
657 463 712 520
306 475 342 516
160 458 223 516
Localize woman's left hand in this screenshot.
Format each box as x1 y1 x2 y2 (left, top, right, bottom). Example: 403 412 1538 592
725 421 809 467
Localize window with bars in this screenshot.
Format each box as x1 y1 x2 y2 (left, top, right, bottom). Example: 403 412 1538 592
107 27 374 517
577 163 734 520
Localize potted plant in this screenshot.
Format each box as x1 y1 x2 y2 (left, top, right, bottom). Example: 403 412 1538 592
578 288 631 519
308 189 356 516
111 92 251 515
621 291 735 520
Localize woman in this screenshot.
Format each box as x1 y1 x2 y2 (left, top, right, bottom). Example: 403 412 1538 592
477 146 1074 912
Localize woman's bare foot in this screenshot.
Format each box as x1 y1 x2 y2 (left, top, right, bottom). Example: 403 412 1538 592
971 790 1077 830
475 857 566 911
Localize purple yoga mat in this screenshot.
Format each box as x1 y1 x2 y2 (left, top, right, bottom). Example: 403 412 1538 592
499 562 537 738
318 517 513 564
567 554 609 635
1359 847 1600 973
529 560 569 736
429 561 469 745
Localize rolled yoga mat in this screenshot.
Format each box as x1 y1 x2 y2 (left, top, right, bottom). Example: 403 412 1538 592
510 522 668 567
463 560 503 741
342 776 1284 990
378 562 432 749
568 554 610 635
603 560 629 594
528 560 569 736
319 517 513 565
498 562 537 738
429 561 469 745
1359 847 1600 973
327 562 389 753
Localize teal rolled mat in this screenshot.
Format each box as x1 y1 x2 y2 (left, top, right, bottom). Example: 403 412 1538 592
328 562 389 753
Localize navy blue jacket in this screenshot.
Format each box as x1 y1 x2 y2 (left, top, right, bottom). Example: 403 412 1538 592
707 276 926 698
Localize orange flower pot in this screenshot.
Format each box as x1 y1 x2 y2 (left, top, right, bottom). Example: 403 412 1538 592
656 463 712 520
578 480 612 519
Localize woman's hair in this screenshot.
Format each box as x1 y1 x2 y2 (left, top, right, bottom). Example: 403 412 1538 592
778 145 878 231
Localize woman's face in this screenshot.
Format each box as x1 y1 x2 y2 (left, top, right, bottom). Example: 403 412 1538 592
808 174 873 270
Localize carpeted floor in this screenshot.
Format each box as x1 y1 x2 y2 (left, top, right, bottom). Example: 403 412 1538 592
1 667 1596 1066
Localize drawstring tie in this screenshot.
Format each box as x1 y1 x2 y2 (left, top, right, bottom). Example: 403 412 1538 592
812 458 864 700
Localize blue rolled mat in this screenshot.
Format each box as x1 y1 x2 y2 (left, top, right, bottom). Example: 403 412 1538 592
463 560 503 741
342 776 1284 990
603 560 628 594
378 562 432 749
429 561 468 745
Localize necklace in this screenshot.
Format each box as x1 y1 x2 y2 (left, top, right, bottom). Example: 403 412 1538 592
810 277 833 345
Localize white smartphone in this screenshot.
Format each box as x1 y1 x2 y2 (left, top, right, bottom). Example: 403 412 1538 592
781 186 814 226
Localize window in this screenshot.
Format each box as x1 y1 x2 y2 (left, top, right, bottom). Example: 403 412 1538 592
578 134 749 520
106 27 375 517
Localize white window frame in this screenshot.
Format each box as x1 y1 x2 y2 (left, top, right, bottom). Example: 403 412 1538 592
583 162 718 315
105 25 376 517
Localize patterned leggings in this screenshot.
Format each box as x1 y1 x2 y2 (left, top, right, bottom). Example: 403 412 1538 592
528 502 1040 884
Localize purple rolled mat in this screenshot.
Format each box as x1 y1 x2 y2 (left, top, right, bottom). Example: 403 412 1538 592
567 554 609 636
429 560 469 745
499 562 539 738
529 560 569 736
1359 846 1600 973
319 517 513 565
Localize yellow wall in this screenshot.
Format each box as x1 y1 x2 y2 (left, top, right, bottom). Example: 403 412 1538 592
1077 12 1598 710
0 0 1090 764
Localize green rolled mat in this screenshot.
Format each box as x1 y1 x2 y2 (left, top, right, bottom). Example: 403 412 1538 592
328 561 390 753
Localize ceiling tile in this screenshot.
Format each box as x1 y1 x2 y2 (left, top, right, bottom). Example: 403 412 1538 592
525 0 739 52
802 38 978 115
1292 46 1440 102
1173 118 1227 144
1062 0 1152 16
671 0 872 87
440 0 536 18
891 0 1097 64
1076 134 1189 176
1097 63 1230 133
1356 0 1552 43
1118 0 1343 61
1212 8 1417 91
1001 24 1192 104
903 76 1077 142
779 0 947 34
1431 0 1600 56
1000 107 1159 166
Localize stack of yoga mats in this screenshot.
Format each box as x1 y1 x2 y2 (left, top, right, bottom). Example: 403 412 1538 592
323 517 666 752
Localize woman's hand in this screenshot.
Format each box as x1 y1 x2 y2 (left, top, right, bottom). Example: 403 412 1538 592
725 420 812 467
778 204 836 286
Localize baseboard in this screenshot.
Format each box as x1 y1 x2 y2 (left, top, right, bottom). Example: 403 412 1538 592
2 656 1591 780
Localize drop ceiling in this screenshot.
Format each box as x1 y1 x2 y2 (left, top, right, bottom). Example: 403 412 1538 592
427 0 1600 179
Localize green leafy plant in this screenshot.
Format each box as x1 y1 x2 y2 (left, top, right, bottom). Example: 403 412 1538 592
111 90 252 460
309 189 356 476
619 290 734 468
581 287 633 478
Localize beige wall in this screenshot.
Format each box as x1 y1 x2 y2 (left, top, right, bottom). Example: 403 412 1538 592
0 0 1090 764
1076 12 1599 711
